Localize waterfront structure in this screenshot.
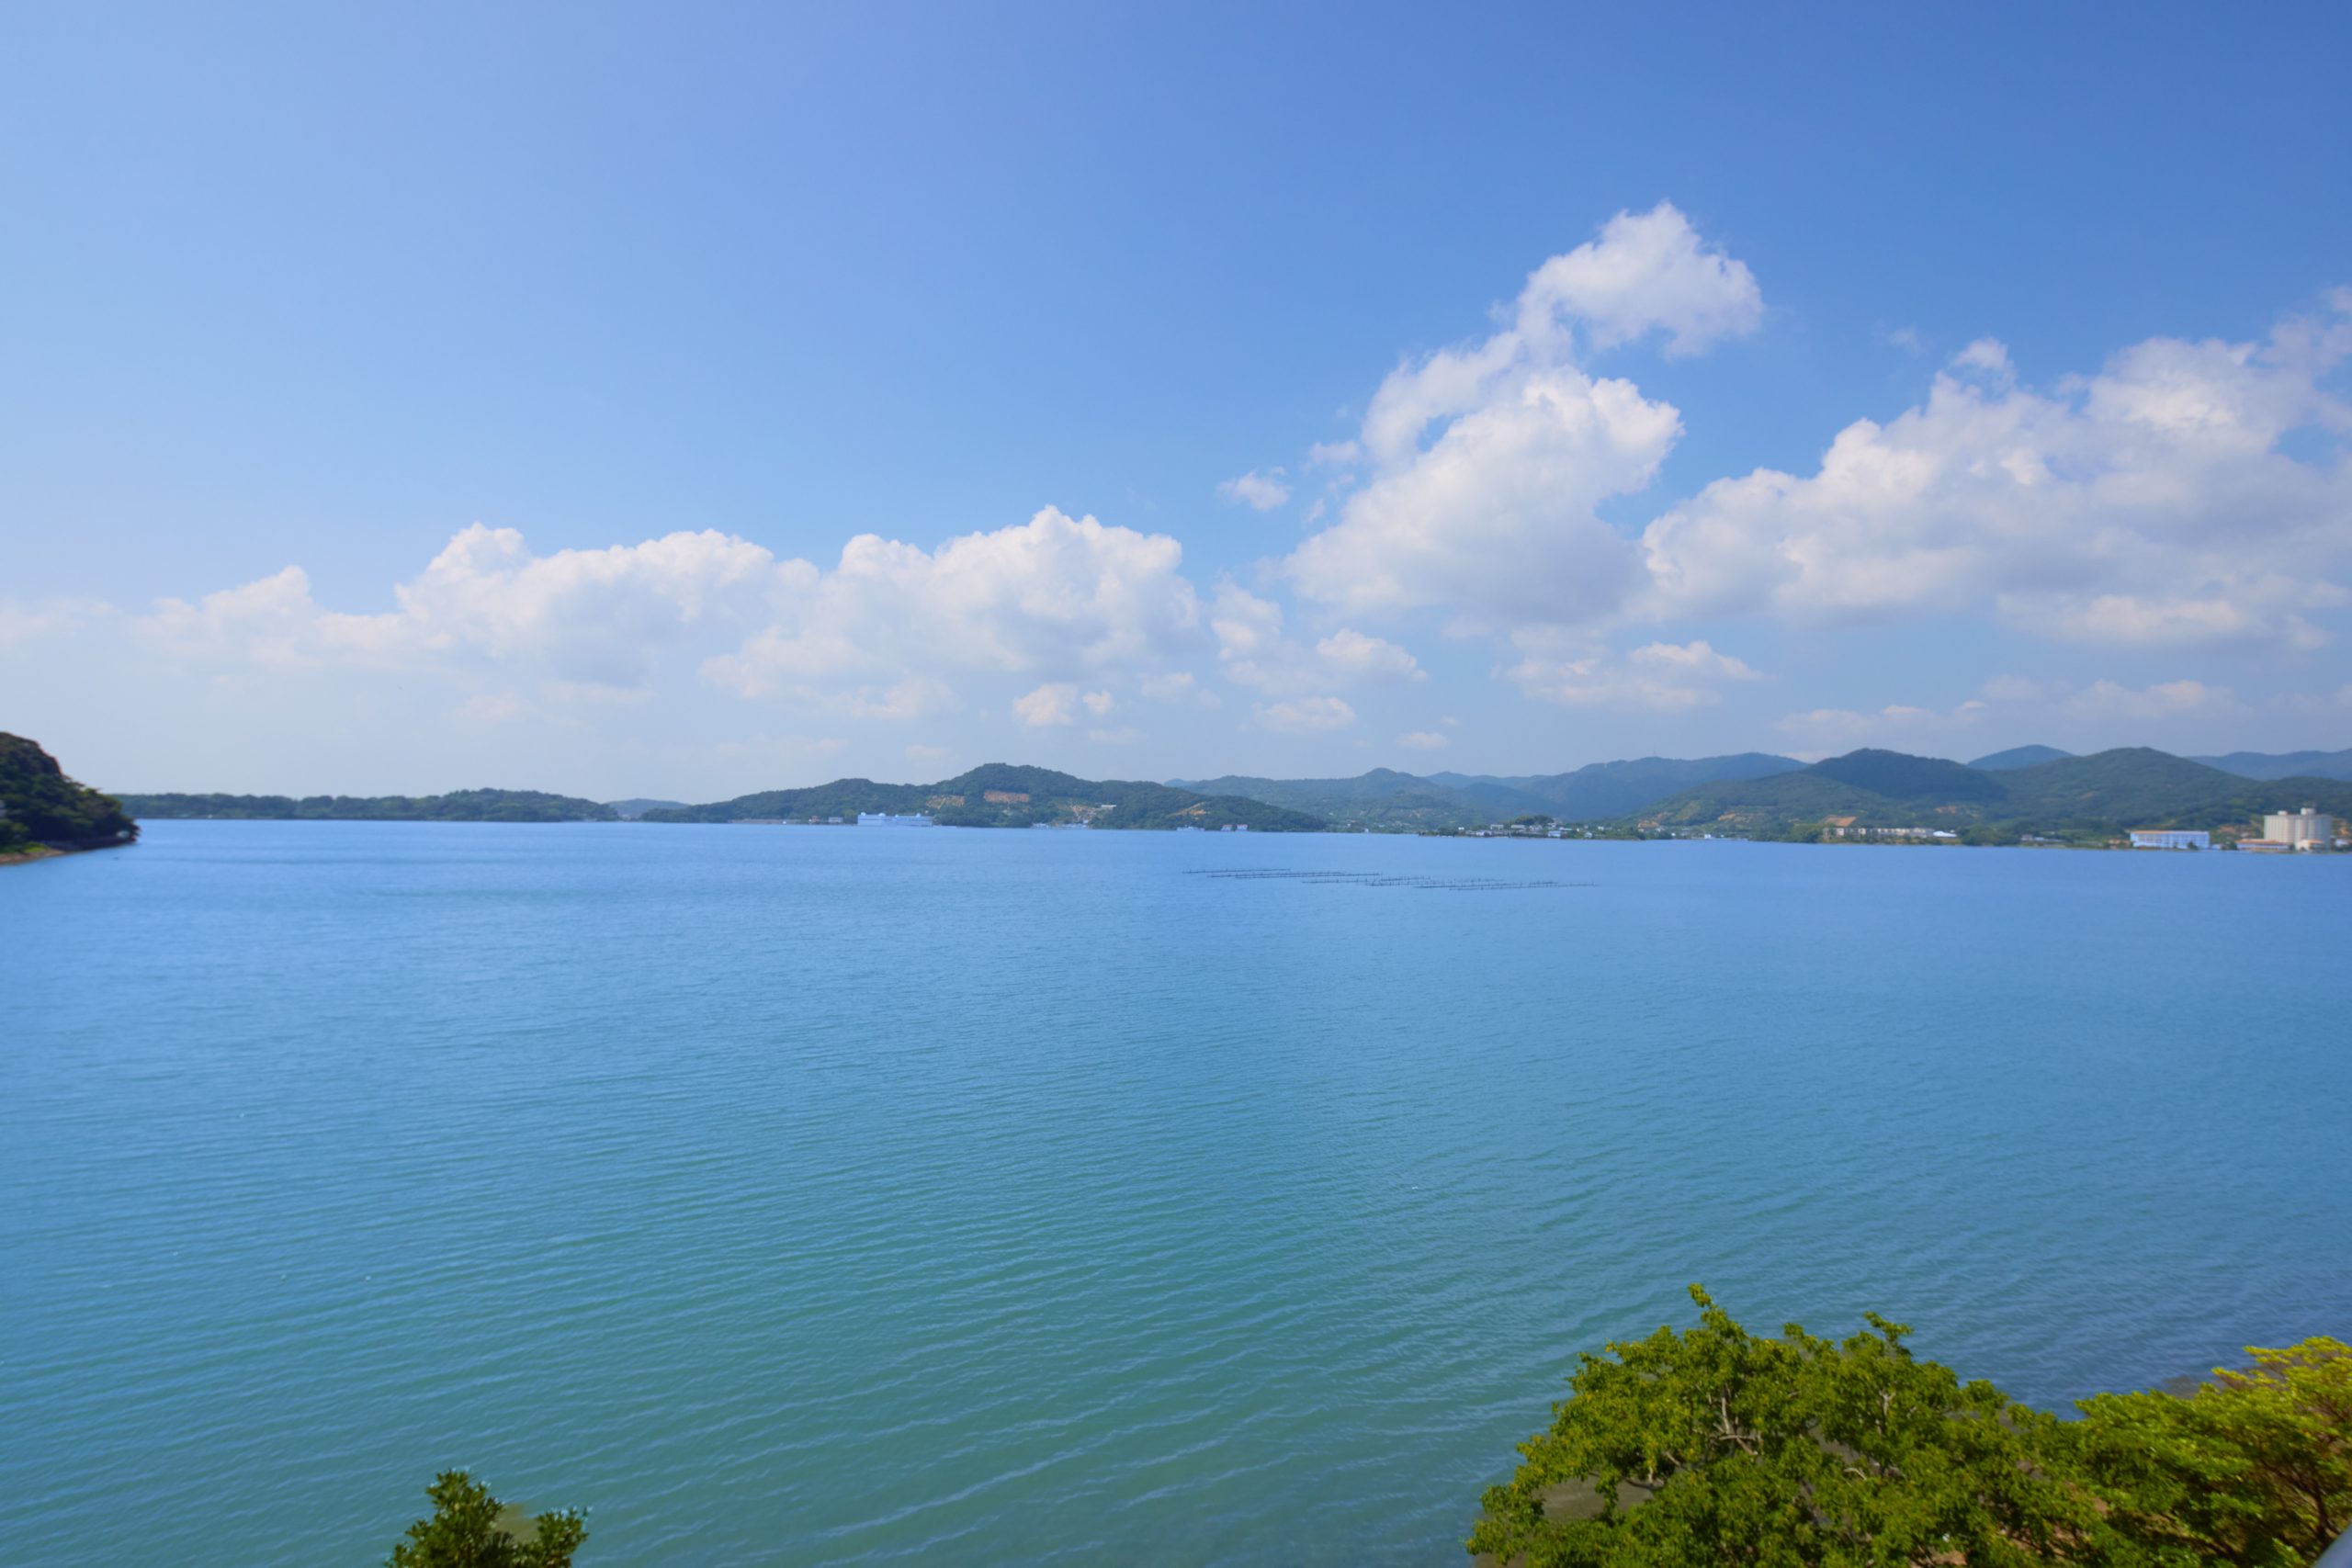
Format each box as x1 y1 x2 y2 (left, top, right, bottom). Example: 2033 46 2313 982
857 812 934 827
2260 807 2337 851
1827 825 1960 840
2129 829 2210 851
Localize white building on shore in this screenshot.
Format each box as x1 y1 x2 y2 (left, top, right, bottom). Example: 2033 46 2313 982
857 812 934 827
2248 807 2338 852
2129 829 2210 851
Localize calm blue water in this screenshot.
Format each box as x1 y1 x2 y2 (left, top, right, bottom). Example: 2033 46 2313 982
5 823 2348 1565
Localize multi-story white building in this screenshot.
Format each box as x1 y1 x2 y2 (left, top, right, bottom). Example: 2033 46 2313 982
2129 829 2210 850
2260 807 2338 851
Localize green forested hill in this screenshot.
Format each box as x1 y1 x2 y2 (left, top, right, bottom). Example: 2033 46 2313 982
1807 749 2007 802
645 777 929 822
647 763 1326 831
1171 768 1500 829
1635 746 2352 839
1638 770 1892 829
1487 753 1803 818
1968 743 2074 770
1996 748 2352 830
1 734 140 853
1173 754 1804 829
117 789 618 822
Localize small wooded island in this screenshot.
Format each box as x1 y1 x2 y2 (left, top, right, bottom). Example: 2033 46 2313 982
0 734 138 863
117 787 619 822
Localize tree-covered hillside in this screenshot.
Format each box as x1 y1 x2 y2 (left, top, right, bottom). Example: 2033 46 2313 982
647 763 1326 831
1969 743 2075 770
1808 748 2007 802
1488 754 1804 819
1174 755 1804 829
1634 746 2352 840
1172 768 1503 829
1995 748 2320 829
0 734 139 855
117 789 618 822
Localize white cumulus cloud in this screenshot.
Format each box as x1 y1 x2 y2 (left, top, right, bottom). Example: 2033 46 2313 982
1 597 114 650
1505 637 1764 710
1251 695 1357 733
2065 678 2241 719
1314 627 1426 682
145 528 790 685
138 507 1214 732
1774 701 1987 752
1209 582 1429 694
1515 202 1763 357
703 506 1204 709
1642 299 2352 648
1013 682 1081 727
1218 468 1292 510
1139 671 1221 708
1283 205 1752 628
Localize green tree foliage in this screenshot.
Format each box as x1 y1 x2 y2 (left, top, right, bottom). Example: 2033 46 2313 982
0 733 138 852
2071 1338 2352 1565
1470 1287 2120 1566
1471 1291 2352 1567
387 1471 586 1568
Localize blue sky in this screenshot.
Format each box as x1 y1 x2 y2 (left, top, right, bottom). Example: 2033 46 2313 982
5 3 2348 797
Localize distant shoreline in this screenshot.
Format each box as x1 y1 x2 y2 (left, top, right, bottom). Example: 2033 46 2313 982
0 840 133 868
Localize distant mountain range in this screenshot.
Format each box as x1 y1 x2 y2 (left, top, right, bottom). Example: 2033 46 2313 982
1634 747 2352 840
644 763 1324 831
1968 744 2352 782
103 742 2352 839
2189 747 2352 782
1173 753 1801 829
1169 745 2349 840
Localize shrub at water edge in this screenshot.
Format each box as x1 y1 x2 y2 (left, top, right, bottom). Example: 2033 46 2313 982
387 1471 586 1568
1471 1286 2349 1566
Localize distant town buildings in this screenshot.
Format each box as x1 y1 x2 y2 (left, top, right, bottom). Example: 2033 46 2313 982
1826 825 1959 840
857 812 934 827
2267 807 2336 848
2241 807 2340 852
2128 829 2210 851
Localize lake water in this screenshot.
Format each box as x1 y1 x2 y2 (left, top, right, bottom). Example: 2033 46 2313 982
5 822 2347 1564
